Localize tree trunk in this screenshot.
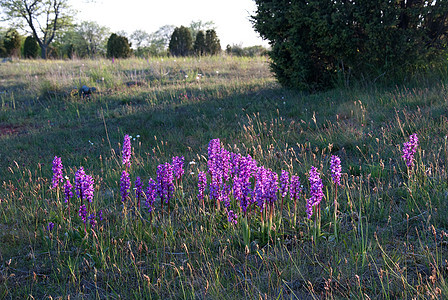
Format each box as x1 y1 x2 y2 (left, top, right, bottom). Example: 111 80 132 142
40 44 48 59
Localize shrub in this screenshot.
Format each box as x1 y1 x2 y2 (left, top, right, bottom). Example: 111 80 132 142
169 26 193 57
23 36 39 59
106 33 131 58
3 28 21 57
252 0 448 91
193 31 206 56
205 29 221 55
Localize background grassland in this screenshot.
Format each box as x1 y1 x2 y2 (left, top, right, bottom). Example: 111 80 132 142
1 56 448 299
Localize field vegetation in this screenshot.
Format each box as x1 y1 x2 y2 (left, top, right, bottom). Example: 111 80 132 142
1 56 448 299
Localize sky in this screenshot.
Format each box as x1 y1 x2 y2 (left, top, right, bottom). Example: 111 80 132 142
70 0 268 47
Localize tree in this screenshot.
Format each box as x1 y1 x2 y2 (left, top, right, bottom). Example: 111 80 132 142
106 33 131 58
131 29 150 49
252 0 448 91
0 0 73 59
168 26 192 57
205 29 221 55
189 20 215 41
78 21 110 58
193 31 206 56
3 28 21 56
23 35 38 58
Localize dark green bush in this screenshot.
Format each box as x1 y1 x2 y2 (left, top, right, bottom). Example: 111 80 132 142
23 36 39 59
205 29 221 55
252 0 448 91
106 33 131 58
169 26 193 57
193 31 206 56
3 28 21 57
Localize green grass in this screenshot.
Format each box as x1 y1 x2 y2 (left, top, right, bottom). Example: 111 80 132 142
1 56 448 299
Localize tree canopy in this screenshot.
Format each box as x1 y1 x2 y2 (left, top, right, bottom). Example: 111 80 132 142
252 0 448 91
0 0 73 58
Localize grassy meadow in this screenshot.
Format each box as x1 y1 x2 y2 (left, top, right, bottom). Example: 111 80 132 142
1 55 448 299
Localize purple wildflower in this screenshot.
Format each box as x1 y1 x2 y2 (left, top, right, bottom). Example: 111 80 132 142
233 154 257 214
135 176 143 201
47 222 55 231
290 175 302 202
402 133 419 169
75 167 86 200
279 170 290 199
122 134 132 168
82 175 94 203
51 156 63 189
63 179 73 203
198 171 207 203
97 209 103 221
79 204 87 223
254 166 278 210
307 166 324 219
145 178 157 212
88 214 96 227
227 210 238 225
120 170 131 202
330 155 342 186
157 162 174 204
172 156 185 181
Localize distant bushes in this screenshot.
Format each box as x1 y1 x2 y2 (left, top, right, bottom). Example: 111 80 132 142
106 33 131 58
226 44 267 57
23 36 39 58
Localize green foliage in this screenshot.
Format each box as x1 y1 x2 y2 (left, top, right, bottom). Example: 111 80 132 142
23 36 39 58
106 33 131 58
0 0 73 59
252 0 448 91
205 29 221 55
226 44 267 57
193 31 206 56
169 26 193 57
3 28 21 56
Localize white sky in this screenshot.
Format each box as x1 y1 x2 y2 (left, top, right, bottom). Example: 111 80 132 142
70 0 268 47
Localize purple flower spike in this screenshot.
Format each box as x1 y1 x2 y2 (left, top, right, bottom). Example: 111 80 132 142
120 170 131 202
402 133 419 169
122 134 132 168
83 175 94 203
145 178 157 212
88 214 96 227
172 156 185 181
227 210 238 225
75 167 86 200
47 222 55 232
290 175 302 201
330 155 342 186
135 176 143 199
157 162 174 204
198 171 207 202
307 166 324 219
63 179 73 203
51 156 63 189
79 204 87 223
97 210 103 221
279 170 290 199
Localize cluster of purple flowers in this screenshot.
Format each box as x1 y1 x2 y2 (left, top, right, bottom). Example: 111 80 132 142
330 155 342 186
63 179 73 203
279 170 290 199
122 134 132 168
120 170 131 202
306 166 324 219
290 175 302 202
51 156 64 189
402 133 419 168
172 156 185 181
145 178 157 212
74 167 94 203
197 171 207 203
157 162 174 204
